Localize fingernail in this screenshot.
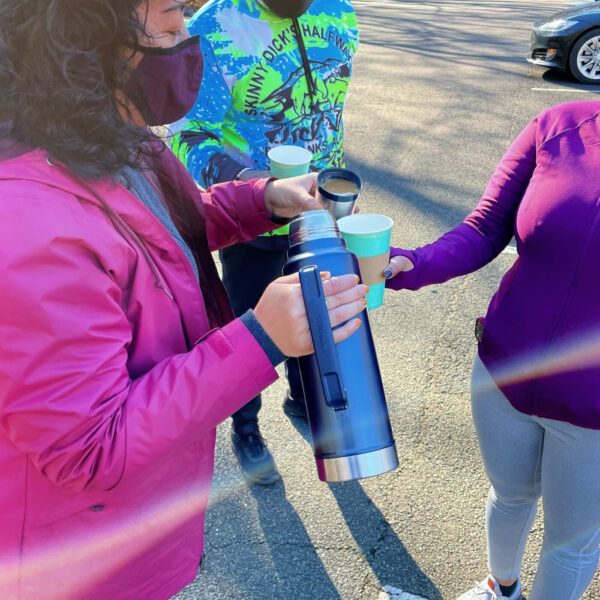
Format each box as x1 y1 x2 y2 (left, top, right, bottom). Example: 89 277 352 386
320 271 330 279
355 319 362 328
362 298 367 306
384 268 392 278
365 285 370 294
355 275 360 284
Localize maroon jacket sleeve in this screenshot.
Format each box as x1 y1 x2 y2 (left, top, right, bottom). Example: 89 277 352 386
163 148 281 251
199 177 282 251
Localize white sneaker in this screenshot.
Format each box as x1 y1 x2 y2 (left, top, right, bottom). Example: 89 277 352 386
455 575 523 600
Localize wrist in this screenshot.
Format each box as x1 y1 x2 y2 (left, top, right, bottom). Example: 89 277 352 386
262 179 289 223
234 167 252 181
239 310 287 365
264 178 275 214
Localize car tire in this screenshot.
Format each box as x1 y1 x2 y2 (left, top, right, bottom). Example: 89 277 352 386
569 28 600 84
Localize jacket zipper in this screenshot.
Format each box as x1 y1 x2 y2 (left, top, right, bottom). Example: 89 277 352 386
110 212 175 301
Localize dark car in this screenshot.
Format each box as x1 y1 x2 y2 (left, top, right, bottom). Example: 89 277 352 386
528 1 600 83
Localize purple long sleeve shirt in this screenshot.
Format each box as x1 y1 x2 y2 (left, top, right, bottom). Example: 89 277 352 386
387 101 600 430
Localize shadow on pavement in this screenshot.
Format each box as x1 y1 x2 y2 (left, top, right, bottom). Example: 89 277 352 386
541 67 600 92
346 152 470 232
329 482 442 600
286 417 442 600
354 0 560 80
248 478 342 600
542 68 576 86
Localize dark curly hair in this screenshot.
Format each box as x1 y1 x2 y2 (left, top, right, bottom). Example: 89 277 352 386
0 0 159 178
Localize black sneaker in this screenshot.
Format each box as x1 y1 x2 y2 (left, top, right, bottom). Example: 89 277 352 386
231 426 280 485
282 392 308 419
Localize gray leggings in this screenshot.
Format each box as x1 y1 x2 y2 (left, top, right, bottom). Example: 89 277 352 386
471 355 600 600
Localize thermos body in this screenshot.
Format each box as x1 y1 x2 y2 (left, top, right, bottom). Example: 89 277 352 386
284 212 398 482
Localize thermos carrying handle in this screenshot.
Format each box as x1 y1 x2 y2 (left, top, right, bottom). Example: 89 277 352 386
299 266 349 411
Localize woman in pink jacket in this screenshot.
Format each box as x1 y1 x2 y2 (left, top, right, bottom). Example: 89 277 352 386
0 1 367 599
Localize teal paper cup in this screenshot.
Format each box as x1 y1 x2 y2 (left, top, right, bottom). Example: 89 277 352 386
268 145 313 179
337 214 394 310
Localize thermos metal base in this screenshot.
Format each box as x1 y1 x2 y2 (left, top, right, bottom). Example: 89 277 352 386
316 445 399 482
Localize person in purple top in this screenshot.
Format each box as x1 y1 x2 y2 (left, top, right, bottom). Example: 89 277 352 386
384 101 600 600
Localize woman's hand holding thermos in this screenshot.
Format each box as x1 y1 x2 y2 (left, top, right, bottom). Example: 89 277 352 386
254 272 368 357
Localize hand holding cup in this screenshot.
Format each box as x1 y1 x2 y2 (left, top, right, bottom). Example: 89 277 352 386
383 255 415 279
264 173 321 218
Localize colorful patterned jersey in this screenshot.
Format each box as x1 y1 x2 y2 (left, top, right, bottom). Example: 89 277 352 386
171 0 358 189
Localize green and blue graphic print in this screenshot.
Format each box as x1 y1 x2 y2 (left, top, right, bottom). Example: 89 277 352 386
171 0 358 189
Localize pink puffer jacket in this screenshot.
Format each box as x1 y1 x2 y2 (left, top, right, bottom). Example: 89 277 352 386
0 148 280 600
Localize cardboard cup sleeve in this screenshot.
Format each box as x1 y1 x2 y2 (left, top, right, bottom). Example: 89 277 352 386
356 251 390 286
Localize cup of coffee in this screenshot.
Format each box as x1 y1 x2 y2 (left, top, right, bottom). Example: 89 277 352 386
316 168 362 220
268 145 313 179
337 213 394 310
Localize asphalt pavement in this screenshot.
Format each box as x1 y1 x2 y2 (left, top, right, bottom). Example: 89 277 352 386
174 2 600 599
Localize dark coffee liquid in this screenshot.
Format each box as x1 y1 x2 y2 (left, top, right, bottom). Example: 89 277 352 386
321 178 359 196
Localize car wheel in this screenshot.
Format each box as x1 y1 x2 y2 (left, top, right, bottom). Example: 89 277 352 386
569 28 600 84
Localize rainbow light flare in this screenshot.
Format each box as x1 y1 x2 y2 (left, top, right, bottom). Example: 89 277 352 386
474 327 600 393
0 484 211 600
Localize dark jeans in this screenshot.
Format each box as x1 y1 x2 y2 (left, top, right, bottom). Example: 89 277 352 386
220 238 304 435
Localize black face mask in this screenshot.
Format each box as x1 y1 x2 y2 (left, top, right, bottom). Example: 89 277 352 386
263 0 314 19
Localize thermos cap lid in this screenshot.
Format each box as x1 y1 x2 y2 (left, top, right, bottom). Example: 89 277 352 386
289 211 341 246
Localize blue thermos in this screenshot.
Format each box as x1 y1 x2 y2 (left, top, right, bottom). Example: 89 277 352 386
283 211 399 482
